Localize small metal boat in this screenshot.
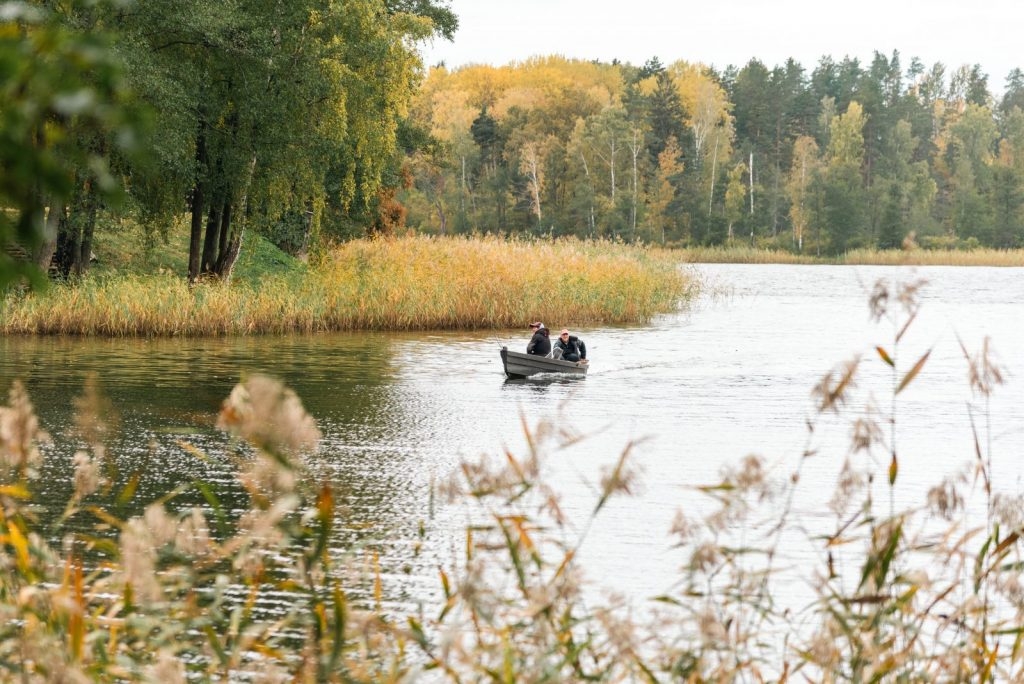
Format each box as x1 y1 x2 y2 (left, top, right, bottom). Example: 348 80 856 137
500 346 589 379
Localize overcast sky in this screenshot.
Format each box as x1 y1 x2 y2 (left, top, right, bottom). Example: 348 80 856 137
420 0 1022 92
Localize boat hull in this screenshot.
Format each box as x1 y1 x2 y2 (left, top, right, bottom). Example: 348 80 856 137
500 346 589 379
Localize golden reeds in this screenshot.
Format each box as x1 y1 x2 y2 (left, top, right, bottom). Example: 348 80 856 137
0 236 692 336
842 246 1024 266
682 245 820 264
684 244 1024 266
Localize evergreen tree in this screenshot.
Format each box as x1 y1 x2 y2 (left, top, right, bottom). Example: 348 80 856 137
877 183 905 249
990 166 1024 247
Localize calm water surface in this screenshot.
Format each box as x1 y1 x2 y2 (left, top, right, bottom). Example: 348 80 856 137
3 263 1024 614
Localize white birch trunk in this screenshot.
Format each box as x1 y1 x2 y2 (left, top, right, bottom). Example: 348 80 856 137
749 151 755 244
708 132 720 215
579 150 596 236
630 128 641 239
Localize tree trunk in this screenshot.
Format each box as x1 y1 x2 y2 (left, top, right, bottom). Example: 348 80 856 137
188 185 204 284
53 210 77 279
74 138 104 277
188 121 208 284
34 197 62 275
78 195 97 277
215 229 243 279
749 152 755 245
460 155 467 216
201 199 222 274
579 150 596 238
630 129 640 241
54 170 96 278
211 198 231 275
57 175 100 278
527 154 542 232
435 199 447 234
213 153 256 279
708 132 719 216
298 207 314 259
609 139 617 202
217 195 232 260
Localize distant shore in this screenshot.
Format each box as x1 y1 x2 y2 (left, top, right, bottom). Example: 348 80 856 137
682 245 1024 266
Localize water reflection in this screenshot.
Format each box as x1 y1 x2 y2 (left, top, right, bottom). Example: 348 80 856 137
502 374 587 389
0 332 434 598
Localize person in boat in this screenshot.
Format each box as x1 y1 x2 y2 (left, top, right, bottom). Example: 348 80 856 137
554 328 586 362
526 322 551 356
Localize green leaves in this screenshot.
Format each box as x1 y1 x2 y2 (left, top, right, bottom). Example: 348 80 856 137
0 3 137 291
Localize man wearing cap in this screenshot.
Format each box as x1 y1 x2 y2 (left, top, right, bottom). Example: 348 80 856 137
526 322 551 356
554 328 586 362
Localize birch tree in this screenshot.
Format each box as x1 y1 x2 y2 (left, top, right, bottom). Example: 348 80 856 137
724 163 748 241
647 136 684 244
567 117 597 236
786 135 821 252
820 101 868 252
516 138 552 232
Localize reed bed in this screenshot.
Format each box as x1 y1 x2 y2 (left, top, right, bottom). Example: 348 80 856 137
682 244 821 264
684 244 1024 266
2 277 1023 681
842 246 1024 266
0 235 692 336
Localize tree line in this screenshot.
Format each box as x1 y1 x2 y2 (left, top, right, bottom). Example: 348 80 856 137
402 54 1024 254
7 1 1024 294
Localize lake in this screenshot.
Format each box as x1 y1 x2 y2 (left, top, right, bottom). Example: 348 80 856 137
3 263 1024 619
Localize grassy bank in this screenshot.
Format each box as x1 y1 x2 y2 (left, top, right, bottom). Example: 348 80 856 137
85 217 309 286
1 235 693 336
684 244 1024 265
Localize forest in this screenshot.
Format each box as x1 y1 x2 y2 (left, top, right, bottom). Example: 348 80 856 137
403 54 1024 254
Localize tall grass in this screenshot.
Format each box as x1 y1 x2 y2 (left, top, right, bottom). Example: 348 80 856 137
2 276 1024 680
685 243 1024 266
842 246 1024 266
1 235 692 336
682 244 821 264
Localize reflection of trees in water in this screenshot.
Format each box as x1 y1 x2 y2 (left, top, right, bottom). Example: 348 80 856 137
1 332 442 612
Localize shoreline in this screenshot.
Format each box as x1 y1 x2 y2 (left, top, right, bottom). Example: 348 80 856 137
1 235 693 338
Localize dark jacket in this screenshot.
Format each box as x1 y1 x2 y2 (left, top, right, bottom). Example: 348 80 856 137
554 335 586 360
527 328 551 355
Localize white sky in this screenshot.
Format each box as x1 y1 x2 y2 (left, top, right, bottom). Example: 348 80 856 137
420 0 1022 92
